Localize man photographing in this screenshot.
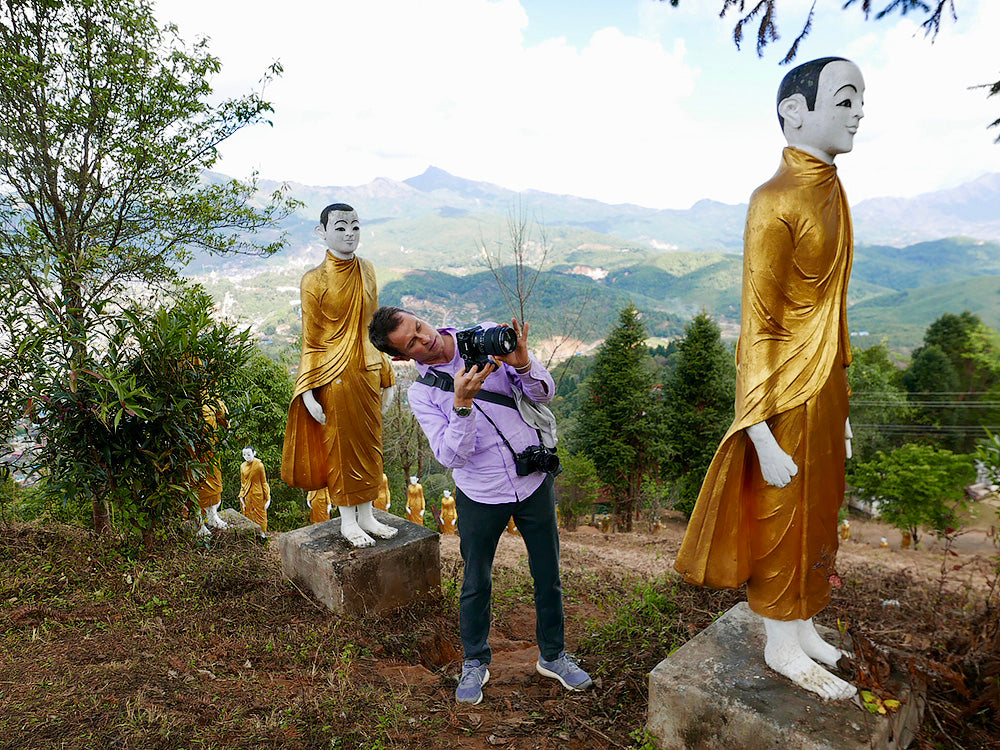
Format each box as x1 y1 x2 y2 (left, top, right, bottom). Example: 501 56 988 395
368 307 592 705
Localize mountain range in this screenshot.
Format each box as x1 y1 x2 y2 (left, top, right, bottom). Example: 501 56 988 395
191 166 1000 356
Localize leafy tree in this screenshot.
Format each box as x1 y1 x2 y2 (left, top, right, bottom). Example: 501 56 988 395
659 312 735 518
574 303 658 531
848 343 913 460
848 443 974 548
0 0 295 532
554 452 600 531
26 286 252 549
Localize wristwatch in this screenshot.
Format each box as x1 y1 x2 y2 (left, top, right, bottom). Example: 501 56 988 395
453 405 473 418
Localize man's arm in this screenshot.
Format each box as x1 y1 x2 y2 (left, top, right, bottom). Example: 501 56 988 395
408 380 480 468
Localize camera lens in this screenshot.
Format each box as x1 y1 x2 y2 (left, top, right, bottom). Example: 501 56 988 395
477 326 517 356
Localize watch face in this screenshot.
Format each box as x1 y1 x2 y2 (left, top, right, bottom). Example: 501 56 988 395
454 406 472 417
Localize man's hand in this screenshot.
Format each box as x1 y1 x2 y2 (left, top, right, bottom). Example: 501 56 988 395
746 421 799 488
495 317 531 370
454 362 496 408
302 389 326 425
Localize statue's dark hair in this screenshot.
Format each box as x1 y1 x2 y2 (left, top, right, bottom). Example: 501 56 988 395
776 56 849 129
368 306 413 358
319 203 356 228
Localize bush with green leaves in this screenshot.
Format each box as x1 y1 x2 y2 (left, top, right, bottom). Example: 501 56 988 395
848 443 974 547
26 286 252 548
554 452 600 530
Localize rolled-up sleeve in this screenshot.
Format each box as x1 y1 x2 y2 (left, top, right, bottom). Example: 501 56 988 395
513 355 554 403
407 385 479 468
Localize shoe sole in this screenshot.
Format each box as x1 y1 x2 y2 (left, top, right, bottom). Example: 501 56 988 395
457 668 490 705
535 661 592 691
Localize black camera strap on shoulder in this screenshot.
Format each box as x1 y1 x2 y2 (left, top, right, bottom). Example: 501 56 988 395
415 369 518 410
416 368 539 461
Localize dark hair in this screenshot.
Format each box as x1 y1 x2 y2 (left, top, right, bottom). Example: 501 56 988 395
368 306 411 358
319 203 356 229
776 56 849 129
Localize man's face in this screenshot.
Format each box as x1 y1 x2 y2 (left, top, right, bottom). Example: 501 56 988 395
387 313 445 364
319 210 360 256
798 61 865 159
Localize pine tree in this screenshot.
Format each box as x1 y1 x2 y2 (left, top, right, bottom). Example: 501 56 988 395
659 312 735 518
574 303 656 531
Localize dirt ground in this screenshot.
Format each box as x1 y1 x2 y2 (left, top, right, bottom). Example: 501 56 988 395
2 507 998 750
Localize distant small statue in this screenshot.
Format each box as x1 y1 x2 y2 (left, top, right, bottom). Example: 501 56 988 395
194 397 229 534
900 532 912 550
506 517 520 536
879 537 889 549
406 475 425 526
375 472 391 512
308 487 331 524
839 518 851 541
239 446 271 537
440 489 457 535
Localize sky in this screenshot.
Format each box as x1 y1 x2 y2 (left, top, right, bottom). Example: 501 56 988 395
154 0 1000 210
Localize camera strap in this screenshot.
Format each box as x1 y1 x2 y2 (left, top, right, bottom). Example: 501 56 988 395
416 368 542 458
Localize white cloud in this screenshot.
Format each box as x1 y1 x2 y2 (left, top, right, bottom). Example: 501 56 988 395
155 0 1000 209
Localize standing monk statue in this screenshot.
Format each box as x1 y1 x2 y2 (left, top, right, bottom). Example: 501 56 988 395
239 446 271 537
282 203 398 548
674 57 864 701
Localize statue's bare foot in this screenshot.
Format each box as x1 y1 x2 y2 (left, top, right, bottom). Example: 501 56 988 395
797 619 844 667
357 504 398 539
196 523 211 537
340 523 376 548
763 617 856 700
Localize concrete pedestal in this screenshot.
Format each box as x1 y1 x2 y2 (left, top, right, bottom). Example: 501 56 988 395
277 509 440 616
647 602 924 750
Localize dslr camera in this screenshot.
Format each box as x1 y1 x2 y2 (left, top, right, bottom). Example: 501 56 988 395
455 324 517 372
514 445 561 476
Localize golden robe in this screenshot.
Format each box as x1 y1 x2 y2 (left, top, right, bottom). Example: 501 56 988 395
374 473 391 512
308 487 331 524
406 482 425 526
196 399 228 510
440 493 457 535
239 458 270 532
674 148 853 622
281 253 395 506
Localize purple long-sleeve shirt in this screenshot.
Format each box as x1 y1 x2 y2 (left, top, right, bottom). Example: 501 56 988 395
407 326 555 505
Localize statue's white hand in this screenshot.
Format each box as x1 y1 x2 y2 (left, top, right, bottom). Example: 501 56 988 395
746 422 799 488
844 417 853 461
381 384 397 414
302 389 326 425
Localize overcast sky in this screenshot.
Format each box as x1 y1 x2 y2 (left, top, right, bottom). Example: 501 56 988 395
154 0 1000 210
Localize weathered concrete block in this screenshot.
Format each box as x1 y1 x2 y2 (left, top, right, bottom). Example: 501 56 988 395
218 508 263 536
277 509 440 616
648 602 924 750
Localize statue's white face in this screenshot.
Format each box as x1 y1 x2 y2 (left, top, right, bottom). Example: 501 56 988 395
785 61 865 163
410 475 418 485
243 447 255 462
317 210 360 259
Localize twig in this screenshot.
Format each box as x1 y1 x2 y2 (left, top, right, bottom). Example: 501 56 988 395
562 708 626 749
285 576 326 613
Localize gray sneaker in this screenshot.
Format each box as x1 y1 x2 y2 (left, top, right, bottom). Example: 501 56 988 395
536 652 593 691
456 659 490 704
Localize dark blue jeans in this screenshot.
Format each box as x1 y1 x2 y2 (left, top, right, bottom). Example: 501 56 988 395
455 475 564 664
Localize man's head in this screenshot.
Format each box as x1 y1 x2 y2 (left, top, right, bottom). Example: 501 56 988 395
369 306 449 364
777 57 864 163
317 202 360 259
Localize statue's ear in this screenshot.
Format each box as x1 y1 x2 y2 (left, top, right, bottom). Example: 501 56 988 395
778 93 807 130
315 223 326 240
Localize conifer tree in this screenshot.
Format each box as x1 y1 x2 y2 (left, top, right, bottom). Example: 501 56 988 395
574 303 656 531
659 312 735 518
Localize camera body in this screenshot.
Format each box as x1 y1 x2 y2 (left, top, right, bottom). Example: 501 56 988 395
455 325 517 373
514 445 561 476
